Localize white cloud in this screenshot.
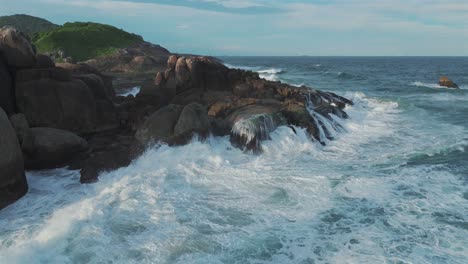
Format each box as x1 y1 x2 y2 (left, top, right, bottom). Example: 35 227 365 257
200 0 265 9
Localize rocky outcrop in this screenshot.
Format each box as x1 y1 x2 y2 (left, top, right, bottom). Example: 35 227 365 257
25 127 88 169
135 104 184 144
0 25 354 208
439 76 459 89
15 67 118 134
0 27 36 68
0 107 28 209
0 55 15 115
86 41 170 76
56 62 114 97
173 103 211 141
9 113 35 155
136 55 353 152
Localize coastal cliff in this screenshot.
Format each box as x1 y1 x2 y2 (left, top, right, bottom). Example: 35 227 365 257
0 26 352 209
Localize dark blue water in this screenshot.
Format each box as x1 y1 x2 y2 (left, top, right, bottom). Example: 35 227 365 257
0 57 467 264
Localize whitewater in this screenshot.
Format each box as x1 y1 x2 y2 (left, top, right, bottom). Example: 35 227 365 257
0 57 467 264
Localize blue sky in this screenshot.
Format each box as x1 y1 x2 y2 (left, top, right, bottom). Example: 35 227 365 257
2 0 468 56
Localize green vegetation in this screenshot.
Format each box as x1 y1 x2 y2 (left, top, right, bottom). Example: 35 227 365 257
33 22 144 61
0 14 59 35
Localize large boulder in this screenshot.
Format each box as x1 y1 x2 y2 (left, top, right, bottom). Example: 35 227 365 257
0 26 36 68
9 113 35 155
15 66 119 134
173 103 211 141
0 107 28 209
135 104 183 145
439 76 459 89
26 127 88 169
56 62 115 97
0 56 15 115
16 77 99 134
35 54 55 68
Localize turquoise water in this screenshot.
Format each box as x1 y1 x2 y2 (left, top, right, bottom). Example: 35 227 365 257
0 57 467 263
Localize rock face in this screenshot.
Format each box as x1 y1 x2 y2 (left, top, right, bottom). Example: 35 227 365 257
135 104 184 144
173 103 211 141
0 107 28 209
0 56 15 115
439 76 459 89
15 67 118 134
9 113 35 155
86 41 170 76
26 127 88 169
0 25 354 207
0 27 36 68
136 55 353 152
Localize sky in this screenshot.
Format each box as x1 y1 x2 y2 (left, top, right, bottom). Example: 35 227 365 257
1 0 468 56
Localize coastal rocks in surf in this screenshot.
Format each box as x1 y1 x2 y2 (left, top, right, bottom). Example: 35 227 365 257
0 107 28 209
137 55 353 151
135 104 184 144
439 76 459 89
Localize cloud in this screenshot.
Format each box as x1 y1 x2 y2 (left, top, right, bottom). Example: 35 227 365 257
200 0 264 9
3 0 468 55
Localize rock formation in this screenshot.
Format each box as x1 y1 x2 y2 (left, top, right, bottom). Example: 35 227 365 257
439 76 459 89
0 25 353 208
137 55 353 151
0 108 28 209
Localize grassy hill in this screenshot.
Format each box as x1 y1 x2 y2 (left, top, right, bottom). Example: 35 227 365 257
0 14 58 34
33 22 144 61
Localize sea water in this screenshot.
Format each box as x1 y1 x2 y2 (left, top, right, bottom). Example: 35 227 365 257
0 57 467 264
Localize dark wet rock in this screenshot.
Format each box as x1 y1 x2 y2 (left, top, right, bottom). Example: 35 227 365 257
0 107 28 209
135 104 184 144
16 67 72 82
0 26 36 68
56 62 114 97
173 103 211 142
79 130 144 184
26 127 88 169
0 56 15 115
9 113 35 155
16 77 99 134
16 66 119 134
137 55 353 150
75 74 113 99
439 76 459 88
35 54 55 68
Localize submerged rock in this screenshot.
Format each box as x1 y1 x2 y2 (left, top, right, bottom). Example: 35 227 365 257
0 107 28 209
439 76 459 89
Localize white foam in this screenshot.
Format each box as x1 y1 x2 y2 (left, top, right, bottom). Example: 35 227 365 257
118 86 141 97
1 91 467 263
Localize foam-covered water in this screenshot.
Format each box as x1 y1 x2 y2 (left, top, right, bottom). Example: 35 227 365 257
118 86 141 97
1 57 468 263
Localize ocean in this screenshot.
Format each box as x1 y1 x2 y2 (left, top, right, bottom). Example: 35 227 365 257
0 56 467 263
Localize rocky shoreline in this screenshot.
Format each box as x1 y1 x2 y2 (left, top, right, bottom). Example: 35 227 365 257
0 26 353 209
